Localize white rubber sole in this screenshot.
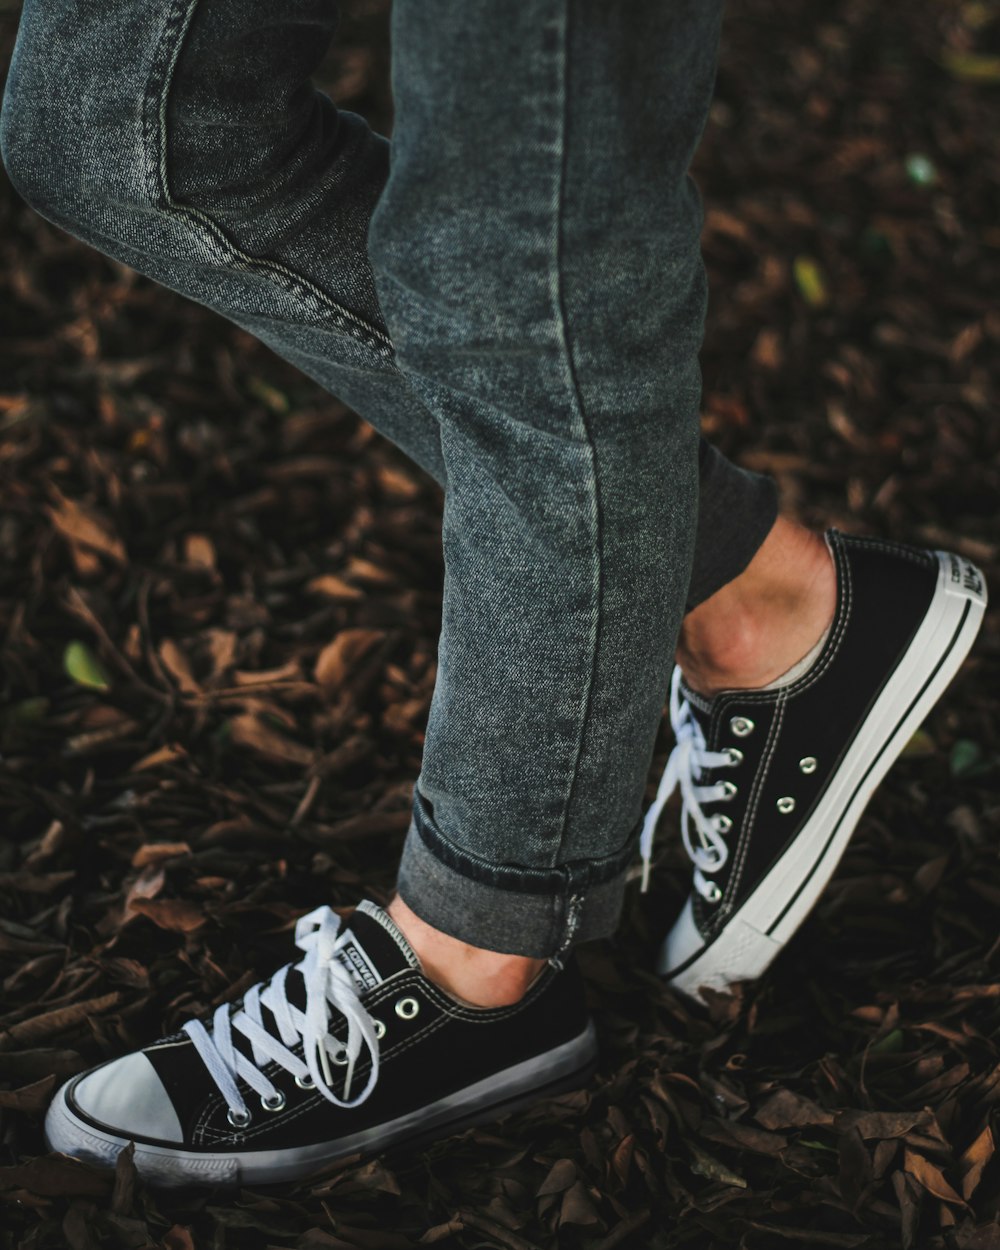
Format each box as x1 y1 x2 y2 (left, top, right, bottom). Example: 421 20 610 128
662 550 987 1001
44 1023 598 1188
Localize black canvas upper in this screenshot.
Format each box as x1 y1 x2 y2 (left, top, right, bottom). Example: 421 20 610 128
678 530 940 942
65 902 591 1153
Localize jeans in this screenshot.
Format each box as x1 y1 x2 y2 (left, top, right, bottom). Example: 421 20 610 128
0 0 778 957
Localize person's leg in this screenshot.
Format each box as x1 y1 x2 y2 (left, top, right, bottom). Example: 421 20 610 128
2 0 776 1187
0 0 775 619
0 0 779 952
367 0 738 960
0 0 445 479
678 515 837 696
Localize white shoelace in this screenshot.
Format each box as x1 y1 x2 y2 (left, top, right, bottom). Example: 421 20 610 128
638 667 740 901
183 905 381 1123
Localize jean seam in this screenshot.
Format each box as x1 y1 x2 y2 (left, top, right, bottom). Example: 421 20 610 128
145 0 394 360
549 0 605 868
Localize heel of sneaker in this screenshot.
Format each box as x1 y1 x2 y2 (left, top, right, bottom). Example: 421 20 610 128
938 550 988 609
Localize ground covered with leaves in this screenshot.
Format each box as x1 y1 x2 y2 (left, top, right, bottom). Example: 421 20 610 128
1 1 999 1247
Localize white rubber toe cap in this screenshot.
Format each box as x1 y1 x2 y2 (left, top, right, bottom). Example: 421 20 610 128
71 1052 183 1144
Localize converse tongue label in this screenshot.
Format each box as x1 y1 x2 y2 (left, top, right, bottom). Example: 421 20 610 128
336 936 383 994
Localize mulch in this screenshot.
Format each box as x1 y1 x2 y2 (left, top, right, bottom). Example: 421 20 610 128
1 0 998 1247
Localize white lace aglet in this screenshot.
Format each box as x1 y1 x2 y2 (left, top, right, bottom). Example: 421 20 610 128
639 854 652 895
343 1054 356 1102
318 1039 334 1088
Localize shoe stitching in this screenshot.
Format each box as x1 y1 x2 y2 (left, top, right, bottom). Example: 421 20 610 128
190 970 546 1142
698 531 844 739
363 970 545 1023
840 532 936 566
677 531 938 957
194 1015 454 1146
686 534 926 726
193 998 444 1144
696 532 923 934
713 526 936 718
196 1053 323 1145
711 532 853 716
709 688 787 936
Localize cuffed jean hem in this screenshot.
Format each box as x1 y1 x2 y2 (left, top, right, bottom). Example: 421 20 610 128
685 442 780 613
395 807 638 959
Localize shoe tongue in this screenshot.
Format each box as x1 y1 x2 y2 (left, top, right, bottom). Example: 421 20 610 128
678 673 714 731
331 900 421 993
276 901 419 1015
220 903 420 1071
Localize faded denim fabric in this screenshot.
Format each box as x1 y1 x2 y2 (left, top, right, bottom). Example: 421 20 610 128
1 0 777 956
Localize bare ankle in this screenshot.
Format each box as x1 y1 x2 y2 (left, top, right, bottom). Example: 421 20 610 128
678 518 836 696
386 894 547 1008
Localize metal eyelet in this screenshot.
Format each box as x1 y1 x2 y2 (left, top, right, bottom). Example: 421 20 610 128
227 1107 252 1128
776 796 796 814
726 747 744 766
294 1073 316 1090
260 1091 285 1112
719 780 738 800
704 882 723 903
395 996 420 1020
713 814 733 834
799 756 818 774
372 1018 387 1040
730 716 755 738
330 1044 349 1066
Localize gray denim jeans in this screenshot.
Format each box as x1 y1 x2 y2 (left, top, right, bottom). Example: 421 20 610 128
1 0 777 957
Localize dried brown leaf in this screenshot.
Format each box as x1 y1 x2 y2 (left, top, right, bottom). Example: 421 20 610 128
307 574 365 601
904 1147 967 1206
183 533 216 569
0 1155 111 1197
228 713 313 766
755 1089 835 1130
559 1180 601 1228
315 629 386 692
48 491 126 565
130 842 192 869
835 1109 931 1140
960 1127 995 1201
0 1074 57 1113
0 993 121 1049
158 639 201 695
131 744 186 772
122 865 166 917
536 1158 576 1197
162 1226 197 1250
129 898 206 933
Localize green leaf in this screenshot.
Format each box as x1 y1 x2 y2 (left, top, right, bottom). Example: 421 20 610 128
246 376 290 414
904 154 937 186
8 697 50 723
869 1028 905 1056
950 738 983 777
949 738 995 778
942 49 1000 82
901 728 936 759
859 226 893 259
793 256 829 308
63 642 111 692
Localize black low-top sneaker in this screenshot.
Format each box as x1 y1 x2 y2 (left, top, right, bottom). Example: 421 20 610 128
639 529 987 1001
45 901 597 1187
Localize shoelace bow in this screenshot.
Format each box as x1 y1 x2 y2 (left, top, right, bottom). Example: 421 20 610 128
639 667 739 901
183 905 381 1123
